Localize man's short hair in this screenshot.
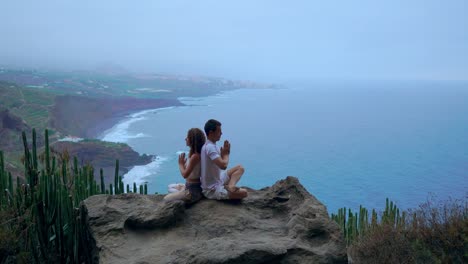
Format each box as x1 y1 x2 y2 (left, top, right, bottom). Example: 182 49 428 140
204 119 221 136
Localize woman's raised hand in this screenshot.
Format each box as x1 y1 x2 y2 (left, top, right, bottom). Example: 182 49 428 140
178 152 186 165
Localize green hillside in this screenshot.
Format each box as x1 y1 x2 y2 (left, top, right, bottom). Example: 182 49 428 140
0 81 55 132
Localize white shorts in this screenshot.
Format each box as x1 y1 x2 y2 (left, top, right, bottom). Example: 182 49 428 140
202 171 230 200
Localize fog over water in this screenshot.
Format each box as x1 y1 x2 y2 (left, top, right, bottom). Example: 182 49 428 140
1 1 467 81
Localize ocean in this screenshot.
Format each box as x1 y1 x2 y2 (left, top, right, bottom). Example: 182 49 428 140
100 80 468 214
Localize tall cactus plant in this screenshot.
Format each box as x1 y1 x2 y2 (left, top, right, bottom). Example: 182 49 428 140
332 199 403 245
1 129 153 263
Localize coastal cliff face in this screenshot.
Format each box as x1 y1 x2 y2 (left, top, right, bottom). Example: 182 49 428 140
82 176 347 264
0 108 29 132
0 109 29 150
50 95 183 138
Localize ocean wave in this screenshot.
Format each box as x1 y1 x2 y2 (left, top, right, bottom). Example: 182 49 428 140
129 106 177 118
100 106 177 143
100 115 147 143
178 93 230 105
122 156 168 189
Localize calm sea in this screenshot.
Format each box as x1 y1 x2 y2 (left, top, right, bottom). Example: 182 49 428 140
100 80 468 213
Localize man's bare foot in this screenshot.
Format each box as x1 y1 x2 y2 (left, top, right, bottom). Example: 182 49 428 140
224 185 240 193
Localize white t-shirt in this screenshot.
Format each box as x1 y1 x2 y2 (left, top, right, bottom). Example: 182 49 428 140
201 140 223 190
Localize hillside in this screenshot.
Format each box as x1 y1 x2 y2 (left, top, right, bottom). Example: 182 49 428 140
0 81 170 182
0 68 275 99
0 81 55 131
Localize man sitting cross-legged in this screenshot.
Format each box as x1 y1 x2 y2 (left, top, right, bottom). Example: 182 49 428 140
200 119 248 200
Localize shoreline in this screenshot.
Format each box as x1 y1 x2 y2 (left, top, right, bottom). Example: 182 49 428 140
51 97 186 185
64 88 258 185
87 106 183 183
97 106 179 141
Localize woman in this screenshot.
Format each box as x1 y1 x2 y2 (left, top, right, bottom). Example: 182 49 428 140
164 128 206 203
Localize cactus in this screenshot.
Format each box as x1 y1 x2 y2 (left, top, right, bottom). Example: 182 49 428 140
100 168 105 194
1 129 155 263
45 129 50 174
119 176 124 195
0 151 6 208
114 159 119 194
332 198 403 245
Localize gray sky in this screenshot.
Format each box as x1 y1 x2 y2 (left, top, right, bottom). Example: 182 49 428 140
1 0 467 82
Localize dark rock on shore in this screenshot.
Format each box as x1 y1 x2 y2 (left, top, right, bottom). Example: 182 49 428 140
82 176 347 263
52 140 154 184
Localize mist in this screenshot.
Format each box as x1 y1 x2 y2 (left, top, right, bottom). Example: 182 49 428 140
1 0 467 82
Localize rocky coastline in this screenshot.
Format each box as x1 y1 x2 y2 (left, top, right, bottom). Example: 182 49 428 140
1 71 271 183
48 95 185 184
50 94 184 138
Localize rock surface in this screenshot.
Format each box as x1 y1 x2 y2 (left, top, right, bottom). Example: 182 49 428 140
82 177 347 264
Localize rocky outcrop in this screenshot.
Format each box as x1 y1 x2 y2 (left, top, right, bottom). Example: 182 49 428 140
51 140 154 184
82 177 347 264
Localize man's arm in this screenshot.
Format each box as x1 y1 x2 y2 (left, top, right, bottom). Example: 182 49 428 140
212 140 230 170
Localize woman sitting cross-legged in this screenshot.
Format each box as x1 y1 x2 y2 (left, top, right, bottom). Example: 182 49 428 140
164 128 206 203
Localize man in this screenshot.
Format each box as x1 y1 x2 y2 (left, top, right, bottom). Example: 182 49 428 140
200 119 248 200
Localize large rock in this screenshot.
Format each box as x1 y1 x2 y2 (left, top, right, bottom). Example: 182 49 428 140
82 176 347 264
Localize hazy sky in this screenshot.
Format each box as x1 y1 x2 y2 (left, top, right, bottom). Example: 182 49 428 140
1 0 467 81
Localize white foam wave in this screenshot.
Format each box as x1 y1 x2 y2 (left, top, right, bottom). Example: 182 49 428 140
100 106 177 143
58 136 84 142
129 106 176 118
101 115 147 143
122 156 168 188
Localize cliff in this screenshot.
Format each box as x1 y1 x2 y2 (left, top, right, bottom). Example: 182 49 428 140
82 177 347 263
0 82 169 180
0 108 30 151
50 95 183 138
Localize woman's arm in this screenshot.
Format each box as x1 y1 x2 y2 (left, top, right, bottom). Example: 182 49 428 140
178 153 200 179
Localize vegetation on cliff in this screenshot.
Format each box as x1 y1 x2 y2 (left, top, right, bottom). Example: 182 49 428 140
0 130 148 263
332 198 467 263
